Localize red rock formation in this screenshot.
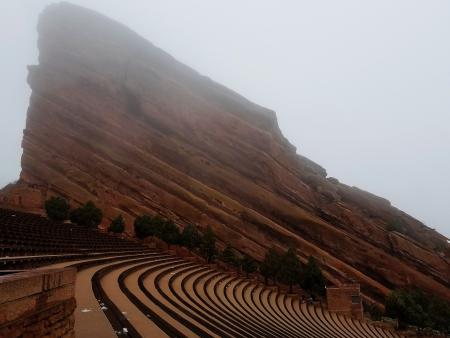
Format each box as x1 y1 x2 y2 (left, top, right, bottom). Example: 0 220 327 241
1 2 449 304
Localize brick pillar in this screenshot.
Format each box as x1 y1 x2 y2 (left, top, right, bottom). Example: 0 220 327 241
326 283 364 320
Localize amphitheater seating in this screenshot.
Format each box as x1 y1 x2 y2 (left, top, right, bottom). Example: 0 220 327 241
0 208 148 269
0 208 402 337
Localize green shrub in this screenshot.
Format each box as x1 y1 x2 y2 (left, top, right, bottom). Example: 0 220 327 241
70 201 102 228
134 215 153 239
134 215 180 244
386 219 404 232
160 219 180 245
108 215 125 233
44 196 70 221
221 245 240 267
147 215 166 238
434 240 448 253
365 303 383 321
300 256 326 295
260 247 282 285
279 247 301 293
200 226 216 263
180 224 201 249
241 255 258 278
385 288 450 333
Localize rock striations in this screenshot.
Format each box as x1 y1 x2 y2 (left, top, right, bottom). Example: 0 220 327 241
1 2 449 305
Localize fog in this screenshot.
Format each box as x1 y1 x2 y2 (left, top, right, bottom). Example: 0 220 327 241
1 1 449 237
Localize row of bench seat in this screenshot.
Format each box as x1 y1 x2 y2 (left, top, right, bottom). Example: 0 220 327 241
0 208 401 337
72 251 402 338
0 208 150 268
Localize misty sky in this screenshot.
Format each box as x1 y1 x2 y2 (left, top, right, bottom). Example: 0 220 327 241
1 1 449 237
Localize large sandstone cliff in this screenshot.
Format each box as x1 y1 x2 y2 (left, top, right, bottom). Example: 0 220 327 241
2 2 449 305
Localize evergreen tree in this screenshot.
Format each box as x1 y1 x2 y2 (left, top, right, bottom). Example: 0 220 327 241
134 214 153 239
44 196 70 221
300 256 326 295
180 224 201 249
366 303 383 321
385 289 428 328
385 288 450 332
279 247 301 293
149 215 166 238
200 226 216 263
260 247 282 285
221 245 239 267
108 215 125 233
134 214 172 239
70 201 102 228
241 255 258 278
160 219 180 245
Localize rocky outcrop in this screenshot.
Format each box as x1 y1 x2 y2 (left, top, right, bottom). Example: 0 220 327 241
1 2 449 304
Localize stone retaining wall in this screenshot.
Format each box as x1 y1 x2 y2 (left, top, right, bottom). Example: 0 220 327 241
0 268 76 338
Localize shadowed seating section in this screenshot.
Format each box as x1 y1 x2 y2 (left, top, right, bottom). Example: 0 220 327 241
0 208 149 269
0 209 401 337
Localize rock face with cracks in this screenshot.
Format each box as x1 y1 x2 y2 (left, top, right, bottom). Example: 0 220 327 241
1 2 449 305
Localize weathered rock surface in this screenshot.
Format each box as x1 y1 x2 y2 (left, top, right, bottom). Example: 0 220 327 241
1 2 449 304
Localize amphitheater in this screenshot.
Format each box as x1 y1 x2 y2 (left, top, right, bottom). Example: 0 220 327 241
0 208 402 338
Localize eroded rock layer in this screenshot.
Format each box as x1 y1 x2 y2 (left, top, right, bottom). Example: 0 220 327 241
2 3 449 304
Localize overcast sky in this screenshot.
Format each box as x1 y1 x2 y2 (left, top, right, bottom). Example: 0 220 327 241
1 1 449 237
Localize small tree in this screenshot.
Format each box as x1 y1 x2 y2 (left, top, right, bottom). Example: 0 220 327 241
221 245 239 267
279 247 301 293
260 247 282 285
160 219 180 245
300 256 325 295
366 303 383 321
385 289 427 328
70 201 102 228
180 224 201 249
149 215 166 238
241 255 258 278
45 196 70 221
200 226 216 263
134 215 153 239
108 215 125 234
